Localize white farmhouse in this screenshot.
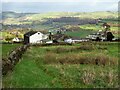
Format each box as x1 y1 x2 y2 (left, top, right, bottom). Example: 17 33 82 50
24 31 48 44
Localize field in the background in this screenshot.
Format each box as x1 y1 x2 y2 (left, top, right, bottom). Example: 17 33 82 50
1 11 119 41
3 42 119 88
66 30 95 38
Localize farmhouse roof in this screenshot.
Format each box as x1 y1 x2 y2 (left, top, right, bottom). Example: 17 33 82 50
53 34 65 40
24 31 37 37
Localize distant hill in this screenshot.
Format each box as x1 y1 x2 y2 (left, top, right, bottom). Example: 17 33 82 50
22 11 118 21
1 11 118 31
1 11 118 25
1 11 36 20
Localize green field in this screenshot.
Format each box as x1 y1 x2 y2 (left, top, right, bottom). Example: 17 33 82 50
1 44 22 58
3 42 119 88
66 30 95 38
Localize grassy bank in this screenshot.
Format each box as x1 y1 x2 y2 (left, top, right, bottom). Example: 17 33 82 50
1 44 22 58
2 42 119 88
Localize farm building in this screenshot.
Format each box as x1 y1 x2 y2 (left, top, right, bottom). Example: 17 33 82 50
24 31 48 44
65 37 89 44
12 37 23 43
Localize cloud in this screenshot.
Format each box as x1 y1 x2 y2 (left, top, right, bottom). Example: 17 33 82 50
90 0 100 6
107 3 118 10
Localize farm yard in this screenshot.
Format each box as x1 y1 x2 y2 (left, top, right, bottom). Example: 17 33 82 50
2 42 119 88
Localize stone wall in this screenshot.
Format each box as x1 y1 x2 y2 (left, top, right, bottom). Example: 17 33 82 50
2 45 29 75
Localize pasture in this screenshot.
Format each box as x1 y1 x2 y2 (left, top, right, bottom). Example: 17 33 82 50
1 44 22 58
66 30 95 38
2 42 119 88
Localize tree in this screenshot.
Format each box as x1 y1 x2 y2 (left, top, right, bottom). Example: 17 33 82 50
107 32 114 41
5 36 13 43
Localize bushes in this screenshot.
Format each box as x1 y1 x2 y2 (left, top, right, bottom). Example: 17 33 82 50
44 52 118 66
81 69 95 85
55 47 76 53
43 44 117 66
31 42 72 47
77 44 95 50
46 44 95 54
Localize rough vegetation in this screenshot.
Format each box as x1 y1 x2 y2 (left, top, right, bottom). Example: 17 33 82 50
2 42 119 88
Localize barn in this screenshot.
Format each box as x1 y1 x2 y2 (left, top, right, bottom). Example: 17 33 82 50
24 31 48 44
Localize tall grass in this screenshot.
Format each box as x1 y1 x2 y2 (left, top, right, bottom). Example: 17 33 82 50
3 43 119 88
44 52 118 66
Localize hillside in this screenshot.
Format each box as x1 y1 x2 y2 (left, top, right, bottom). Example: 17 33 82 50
1 11 119 41
2 11 118 25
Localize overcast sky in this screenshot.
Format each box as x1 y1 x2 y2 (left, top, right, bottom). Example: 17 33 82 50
2 0 119 2
2 0 119 13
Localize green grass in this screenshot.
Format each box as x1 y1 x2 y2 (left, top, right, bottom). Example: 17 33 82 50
79 23 119 37
80 24 102 31
66 30 95 38
80 23 118 31
2 42 119 88
1 44 22 58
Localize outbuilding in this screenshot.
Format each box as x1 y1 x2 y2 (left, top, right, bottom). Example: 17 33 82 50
12 37 23 43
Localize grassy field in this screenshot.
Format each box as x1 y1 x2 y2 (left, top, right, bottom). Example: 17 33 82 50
2 42 119 88
66 30 95 38
1 44 22 58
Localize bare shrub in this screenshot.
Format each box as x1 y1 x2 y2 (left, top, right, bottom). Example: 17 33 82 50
56 47 70 53
109 57 118 65
44 52 118 66
57 54 79 64
55 47 76 53
94 54 109 66
44 52 58 64
94 54 118 66
97 46 107 50
77 44 95 50
81 69 95 85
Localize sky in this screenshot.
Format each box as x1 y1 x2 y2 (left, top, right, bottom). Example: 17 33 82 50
1 0 119 13
2 0 119 2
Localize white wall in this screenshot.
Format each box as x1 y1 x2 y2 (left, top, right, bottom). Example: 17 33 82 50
29 32 48 43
